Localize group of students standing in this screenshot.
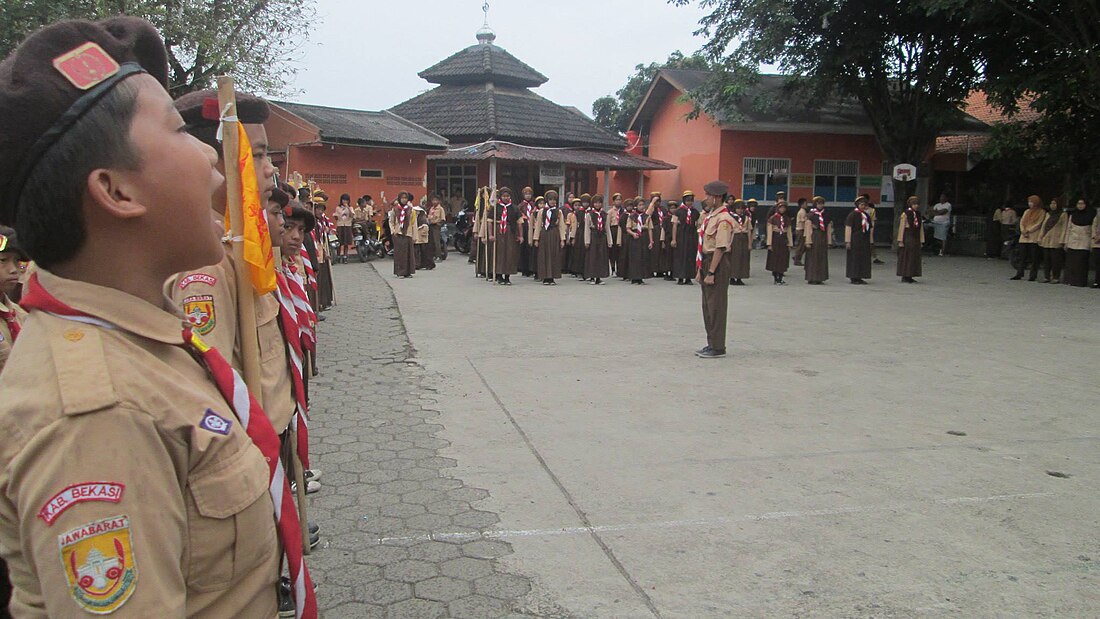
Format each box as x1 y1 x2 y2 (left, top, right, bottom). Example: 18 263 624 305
998 195 1100 287
457 187 926 288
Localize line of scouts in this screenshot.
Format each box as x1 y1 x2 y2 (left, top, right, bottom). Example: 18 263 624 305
0 17 326 618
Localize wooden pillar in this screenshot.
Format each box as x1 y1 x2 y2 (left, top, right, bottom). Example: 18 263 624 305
603 167 611 206
637 173 644 200
489 157 498 189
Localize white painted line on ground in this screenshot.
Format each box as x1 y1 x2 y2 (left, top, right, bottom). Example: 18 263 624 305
375 492 1054 545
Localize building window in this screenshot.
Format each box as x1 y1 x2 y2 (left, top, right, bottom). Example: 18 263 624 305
813 160 859 203
359 169 384 179
742 158 790 201
435 164 478 205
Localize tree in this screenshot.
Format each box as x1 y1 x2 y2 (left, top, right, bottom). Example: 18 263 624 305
671 0 989 204
592 51 711 134
977 0 1100 198
0 0 315 96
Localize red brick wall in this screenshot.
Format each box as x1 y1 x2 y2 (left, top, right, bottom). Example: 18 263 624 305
283 144 430 203
645 89 723 197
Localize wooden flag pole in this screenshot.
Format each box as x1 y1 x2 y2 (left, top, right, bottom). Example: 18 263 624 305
216 76 263 408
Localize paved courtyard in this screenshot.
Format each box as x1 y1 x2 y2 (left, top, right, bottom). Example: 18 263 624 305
312 249 1099 618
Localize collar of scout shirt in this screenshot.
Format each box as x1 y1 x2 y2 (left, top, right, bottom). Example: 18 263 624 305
33 268 188 345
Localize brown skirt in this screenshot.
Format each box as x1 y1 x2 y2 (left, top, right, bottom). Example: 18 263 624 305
537 227 563 280
730 233 751 279
393 235 416 276
766 238 790 274
336 225 354 245
805 229 829 282
493 235 519 275
584 232 611 279
897 226 922 277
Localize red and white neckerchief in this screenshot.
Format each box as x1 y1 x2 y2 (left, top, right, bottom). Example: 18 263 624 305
19 273 317 619
656 208 666 227
595 210 605 233
906 207 920 228
635 212 644 237
273 273 311 471
282 261 316 353
544 206 556 230
683 205 693 226
498 201 511 235
732 212 745 225
397 204 408 231
1 303 19 341
697 206 729 270
773 213 786 234
857 208 870 232
299 247 317 292
523 200 533 221
815 207 827 231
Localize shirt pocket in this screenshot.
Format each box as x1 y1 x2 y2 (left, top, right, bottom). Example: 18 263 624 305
185 444 276 592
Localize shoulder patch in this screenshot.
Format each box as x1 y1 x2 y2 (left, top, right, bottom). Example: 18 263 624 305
39 482 125 526
178 273 217 289
199 409 233 436
58 515 137 614
182 295 216 335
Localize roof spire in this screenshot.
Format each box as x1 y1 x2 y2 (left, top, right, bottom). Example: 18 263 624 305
476 1 496 45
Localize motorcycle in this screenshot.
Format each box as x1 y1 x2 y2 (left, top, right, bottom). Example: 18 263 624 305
452 208 472 254
354 222 385 261
438 223 452 261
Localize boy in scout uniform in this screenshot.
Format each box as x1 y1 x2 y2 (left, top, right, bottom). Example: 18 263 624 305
697 181 736 358
0 17 317 617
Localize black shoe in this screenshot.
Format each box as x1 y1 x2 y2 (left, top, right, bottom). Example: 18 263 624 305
1010 274 1023 280
696 348 726 359
316 314 326 322
696 345 712 355
1028 276 1037 282
308 521 320 535
278 577 295 618
777 280 787 285
309 531 320 549
873 259 885 265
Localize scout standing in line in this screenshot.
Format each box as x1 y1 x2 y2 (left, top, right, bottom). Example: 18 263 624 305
390 191 417 277
568 195 590 278
427 194 446 262
584 194 611 284
608 193 624 276
897 195 924 283
311 194 336 308
518 186 536 277
671 190 700 285
618 197 634 279
0 226 26 374
625 198 651 284
653 199 673 280
697 181 735 358
845 196 873 284
804 197 832 284
792 198 809 266
863 194 885 264
766 201 794 284
490 187 521 285
413 198 432 270
0 17 316 616
729 199 751 285
533 192 567 285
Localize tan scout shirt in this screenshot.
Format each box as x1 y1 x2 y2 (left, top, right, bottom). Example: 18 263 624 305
1038 212 1068 249
413 207 429 244
532 208 567 242
172 254 295 434
0 270 279 618
0 295 26 374
427 205 446 225
334 205 353 228
700 209 735 253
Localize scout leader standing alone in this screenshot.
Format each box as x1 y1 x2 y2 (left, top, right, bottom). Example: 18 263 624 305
845 196 873 284
697 181 736 359
804 196 832 284
896 196 924 283
0 17 317 617
390 191 418 278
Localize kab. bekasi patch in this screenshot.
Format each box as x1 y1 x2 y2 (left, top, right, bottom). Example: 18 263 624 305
178 273 217 289
199 409 233 435
39 482 125 526
58 515 137 614
182 294 215 335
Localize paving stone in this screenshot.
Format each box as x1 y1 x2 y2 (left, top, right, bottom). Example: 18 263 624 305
384 559 439 583
361 579 413 606
474 574 532 600
355 545 409 566
461 539 514 559
448 594 510 619
328 602 386 618
387 598 447 619
414 576 473 603
407 541 463 563
440 557 495 580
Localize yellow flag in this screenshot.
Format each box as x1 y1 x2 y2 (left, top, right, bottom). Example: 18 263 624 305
224 123 276 294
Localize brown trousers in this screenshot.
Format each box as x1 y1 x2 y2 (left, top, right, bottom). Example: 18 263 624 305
701 252 732 351
792 230 806 263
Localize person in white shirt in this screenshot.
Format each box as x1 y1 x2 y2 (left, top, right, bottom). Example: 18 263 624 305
930 193 952 256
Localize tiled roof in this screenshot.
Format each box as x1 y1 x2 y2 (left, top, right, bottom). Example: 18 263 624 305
935 91 1039 154
272 101 448 150
390 85 625 150
430 141 675 170
418 42 548 88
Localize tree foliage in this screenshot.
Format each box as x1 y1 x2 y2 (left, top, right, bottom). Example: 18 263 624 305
670 0 988 168
0 0 315 97
592 51 711 134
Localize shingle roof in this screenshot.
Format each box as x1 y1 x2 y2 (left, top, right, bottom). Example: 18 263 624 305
935 91 1038 154
418 42 548 88
390 85 624 150
633 69 988 135
430 141 675 171
272 101 448 150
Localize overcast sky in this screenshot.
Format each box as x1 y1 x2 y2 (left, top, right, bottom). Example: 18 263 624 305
284 0 709 117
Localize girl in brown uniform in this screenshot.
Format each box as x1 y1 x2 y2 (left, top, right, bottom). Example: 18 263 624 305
491 187 521 284
584 195 611 284
728 199 751 285
534 193 567 285
390 192 417 278
897 196 924 283
844 196 873 284
1012 195 1045 280
626 199 650 284
766 201 793 284
671 191 700 285
804 197 831 284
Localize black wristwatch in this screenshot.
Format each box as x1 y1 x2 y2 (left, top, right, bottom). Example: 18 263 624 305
706 270 715 276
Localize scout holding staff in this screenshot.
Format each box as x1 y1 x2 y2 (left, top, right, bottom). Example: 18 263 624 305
0 16 317 617
766 200 794 284
583 194 612 285
671 191 700 285
697 181 736 358
897 195 924 283
728 198 752 285
845 195 874 284
804 196 832 284
533 191 567 284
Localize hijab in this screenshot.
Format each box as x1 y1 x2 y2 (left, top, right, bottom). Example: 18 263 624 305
1070 202 1096 227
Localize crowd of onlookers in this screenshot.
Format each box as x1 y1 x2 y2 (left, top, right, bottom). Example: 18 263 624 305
985 195 1099 287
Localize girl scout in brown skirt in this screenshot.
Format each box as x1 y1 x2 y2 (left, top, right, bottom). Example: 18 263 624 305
804 196 832 284
766 201 793 284
897 196 924 283
609 193 624 275
490 187 521 284
729 199 751 285
390 192 417 277
534 193 567 284
584 194 612 284
626 199 651 284
844 196 873 284
671 191 700 285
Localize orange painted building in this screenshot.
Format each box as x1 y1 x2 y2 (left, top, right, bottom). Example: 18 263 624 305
266 101 448 202
628 70 888 207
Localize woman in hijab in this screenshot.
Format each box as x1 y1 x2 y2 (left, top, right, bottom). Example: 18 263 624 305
1038 198 1068 283
1012 195 1046 281
1063 198 1096 287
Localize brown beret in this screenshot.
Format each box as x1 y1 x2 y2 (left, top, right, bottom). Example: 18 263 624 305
703 180 729 196
175 88 270 128
270 186 290 208
0 16 168 223
282 204 315 232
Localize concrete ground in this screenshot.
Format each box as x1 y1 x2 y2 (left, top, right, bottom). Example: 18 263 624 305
378 249 1100 618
